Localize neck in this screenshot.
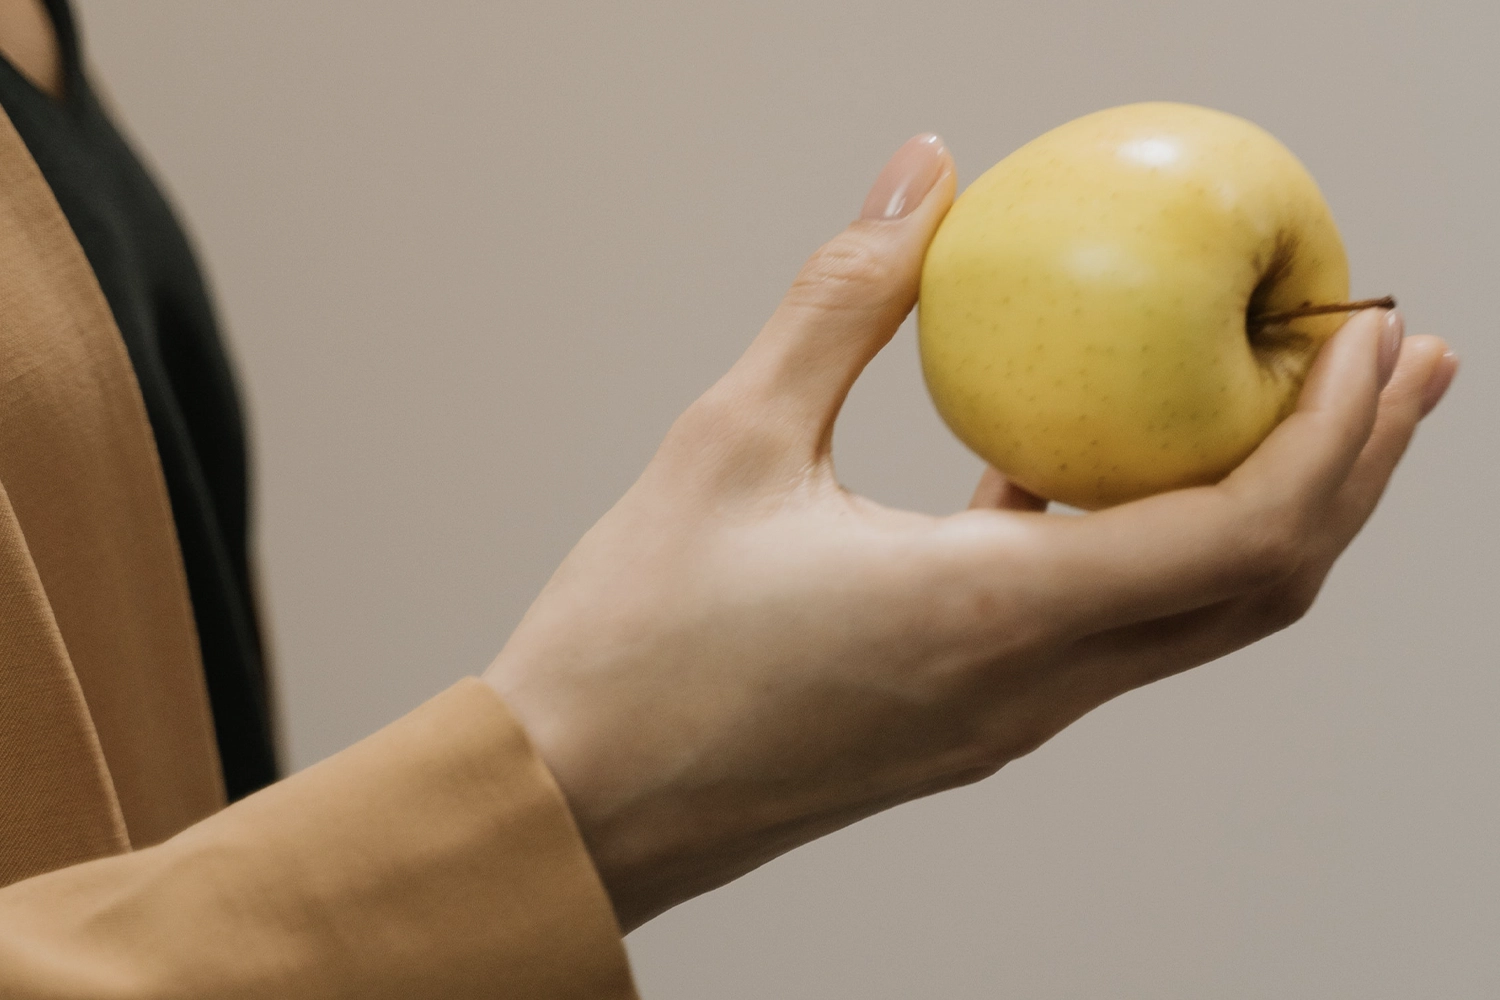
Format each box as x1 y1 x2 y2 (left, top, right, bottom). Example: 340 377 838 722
0 0 62 100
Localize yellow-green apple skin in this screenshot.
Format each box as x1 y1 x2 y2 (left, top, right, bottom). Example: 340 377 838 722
918 102 1350 509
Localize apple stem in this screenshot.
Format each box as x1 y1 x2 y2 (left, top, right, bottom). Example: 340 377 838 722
1250 295 1397 327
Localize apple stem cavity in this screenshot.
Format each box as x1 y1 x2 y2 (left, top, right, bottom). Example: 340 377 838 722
1249 295 1397 328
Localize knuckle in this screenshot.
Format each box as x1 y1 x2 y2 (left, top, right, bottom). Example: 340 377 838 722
1239 512 1308 588
785 231 905 314
955 711 1062 782
1252 577 1322 633
951 744 1014 786
990 718 1056 765
929 720 1025 790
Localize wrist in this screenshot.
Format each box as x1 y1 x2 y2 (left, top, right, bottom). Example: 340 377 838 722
480 654 660 930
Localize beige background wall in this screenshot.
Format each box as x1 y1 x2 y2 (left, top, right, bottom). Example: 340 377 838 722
75 1 1496 996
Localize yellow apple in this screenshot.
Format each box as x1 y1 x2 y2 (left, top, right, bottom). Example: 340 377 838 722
918 102 1351 509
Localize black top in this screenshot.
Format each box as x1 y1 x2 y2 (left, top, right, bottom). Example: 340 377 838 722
0 0 278 799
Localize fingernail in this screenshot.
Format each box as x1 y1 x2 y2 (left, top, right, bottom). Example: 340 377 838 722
1377 307 1404 389
860 133 947 221
1419 349 1458 417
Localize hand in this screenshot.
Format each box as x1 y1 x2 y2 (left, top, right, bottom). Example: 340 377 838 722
483 134 1458 932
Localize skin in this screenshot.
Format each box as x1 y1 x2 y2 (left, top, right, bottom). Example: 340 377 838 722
921 103 1352 509
485 134 1457 932
0 0 61 100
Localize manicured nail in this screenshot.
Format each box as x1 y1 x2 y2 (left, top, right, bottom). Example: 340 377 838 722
1419 349 1458 417
1377 307 1404 389
860 133 947 221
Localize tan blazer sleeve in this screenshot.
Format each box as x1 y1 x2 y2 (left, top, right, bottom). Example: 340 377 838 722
0 678 640 999
0 58 636 1000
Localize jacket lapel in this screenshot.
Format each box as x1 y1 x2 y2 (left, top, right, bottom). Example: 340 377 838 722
0 479 128 886
0 101 224 870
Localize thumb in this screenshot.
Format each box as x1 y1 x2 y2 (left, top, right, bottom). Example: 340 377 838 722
729 133 956 454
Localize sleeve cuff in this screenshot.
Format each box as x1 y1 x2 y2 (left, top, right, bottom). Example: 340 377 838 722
0 677 640 999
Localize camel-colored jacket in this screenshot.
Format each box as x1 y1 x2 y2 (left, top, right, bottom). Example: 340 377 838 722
0 102 638 998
